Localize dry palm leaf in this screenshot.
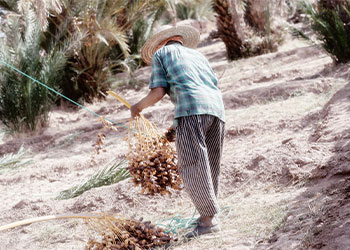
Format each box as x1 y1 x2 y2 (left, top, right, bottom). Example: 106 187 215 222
18 0 63 31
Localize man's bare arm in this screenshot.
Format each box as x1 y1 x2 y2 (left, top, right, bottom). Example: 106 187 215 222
130 87 166 118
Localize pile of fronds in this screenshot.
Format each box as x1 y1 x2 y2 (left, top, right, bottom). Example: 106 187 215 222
127 116 182 196
86 217 173 250
0 213 173 250
301 0 350 63
57 159 129 200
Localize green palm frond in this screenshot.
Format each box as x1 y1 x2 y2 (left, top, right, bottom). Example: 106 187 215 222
290 26 313 42
125 0 166 29
0 4 73 132
56 0 167 102
301 0 350 63
0 146 31 171
0 7 48 131
57 159 130 200
98 0 127 19
15 0 64 31
130 11 158 54
46 0 63 13
23 8 41 60
64 0 86 16
176 0 214 21
0 0 168 131
99 18 130 57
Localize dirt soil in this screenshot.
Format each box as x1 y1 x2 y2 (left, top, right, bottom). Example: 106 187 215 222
0 31 350 250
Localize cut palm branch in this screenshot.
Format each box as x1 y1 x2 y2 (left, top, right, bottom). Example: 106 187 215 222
106 90 131 108
0 213 174 250
108 91 182 196
0 213 109 232
57 159 129 200
0 146 31 169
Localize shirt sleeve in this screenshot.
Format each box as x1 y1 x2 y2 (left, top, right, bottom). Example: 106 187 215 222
149 54 168 89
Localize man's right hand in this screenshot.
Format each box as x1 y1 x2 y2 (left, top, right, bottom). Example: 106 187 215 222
130 103 142 118
130 87 166 119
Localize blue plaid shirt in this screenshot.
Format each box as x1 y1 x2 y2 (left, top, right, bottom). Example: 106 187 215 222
149 43 225 125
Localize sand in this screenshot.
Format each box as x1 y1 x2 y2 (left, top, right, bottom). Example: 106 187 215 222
0 31 349 250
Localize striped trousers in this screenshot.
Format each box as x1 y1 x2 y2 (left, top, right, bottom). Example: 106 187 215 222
175 114 225 216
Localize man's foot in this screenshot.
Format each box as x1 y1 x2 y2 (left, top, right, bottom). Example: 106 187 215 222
189 216 220 226
184 224 221 239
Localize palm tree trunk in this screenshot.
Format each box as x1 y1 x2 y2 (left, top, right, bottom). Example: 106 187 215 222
244 0 268 34
213 0 246 60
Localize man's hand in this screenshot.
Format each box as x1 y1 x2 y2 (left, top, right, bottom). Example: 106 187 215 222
130 87 166 119
130 103 142 118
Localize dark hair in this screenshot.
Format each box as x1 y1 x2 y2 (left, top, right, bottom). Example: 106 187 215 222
165 40 183 46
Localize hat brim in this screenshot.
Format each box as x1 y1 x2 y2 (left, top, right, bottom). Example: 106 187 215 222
141 25 200 65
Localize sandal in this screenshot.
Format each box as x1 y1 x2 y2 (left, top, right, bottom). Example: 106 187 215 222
188 216 220 227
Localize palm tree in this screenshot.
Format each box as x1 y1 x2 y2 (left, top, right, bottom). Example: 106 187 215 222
175 0 214 21
243 0 268 34
319 0 348 9
1 0 168 114
318 0 350 25
213 0 284 60
0 0 64 30
301 0 350 63
59 0 166 103
0 0 168 132
0 7 82 132
213 0 248 60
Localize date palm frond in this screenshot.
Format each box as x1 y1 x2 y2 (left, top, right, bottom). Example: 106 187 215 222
0 146 31 169
301 0 350 63
57 159 130 200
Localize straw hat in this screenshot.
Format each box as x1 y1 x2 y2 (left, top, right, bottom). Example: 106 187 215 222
141 25 200 65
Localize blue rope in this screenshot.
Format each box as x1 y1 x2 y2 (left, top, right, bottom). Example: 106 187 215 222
157 206 232 235
0 58 129 129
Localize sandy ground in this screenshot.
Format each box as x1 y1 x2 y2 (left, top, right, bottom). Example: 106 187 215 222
0 31 350 250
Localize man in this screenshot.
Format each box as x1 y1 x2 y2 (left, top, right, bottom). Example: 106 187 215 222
130 25 225 238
